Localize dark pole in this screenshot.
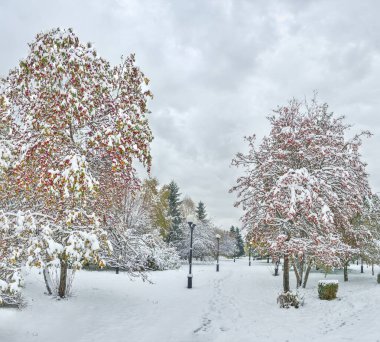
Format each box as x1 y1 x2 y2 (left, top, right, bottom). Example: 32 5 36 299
249 244 252 266
216 235 220 272
188 222 195 289
361 258 364 273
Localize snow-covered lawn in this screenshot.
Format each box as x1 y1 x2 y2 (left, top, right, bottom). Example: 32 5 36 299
0 258 379 342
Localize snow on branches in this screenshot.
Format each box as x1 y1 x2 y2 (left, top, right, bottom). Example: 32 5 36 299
103 186 180 277
0 28 154 298
231 96 372 275
0 210 109 303
3 27 152 200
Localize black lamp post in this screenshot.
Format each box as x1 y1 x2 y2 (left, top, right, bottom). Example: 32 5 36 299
216 234 221 272
187 220 196 289
249 242 252 266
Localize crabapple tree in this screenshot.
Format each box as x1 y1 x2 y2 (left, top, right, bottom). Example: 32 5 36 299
231 96 372 293
0 28 153 298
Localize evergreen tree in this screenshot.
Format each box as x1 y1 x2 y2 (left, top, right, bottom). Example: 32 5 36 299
229 226 244 257
235 228 245 257
165 181 183 244
196 201 207 222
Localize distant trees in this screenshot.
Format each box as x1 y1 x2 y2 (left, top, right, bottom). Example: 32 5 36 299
218 229 239 258
231 96 374 295
230 226 245 257
151 181 220 261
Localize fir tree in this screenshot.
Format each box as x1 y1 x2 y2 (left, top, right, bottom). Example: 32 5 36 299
166 181 183 244
229 226 244 258
230 226 245 257
196 201 207 222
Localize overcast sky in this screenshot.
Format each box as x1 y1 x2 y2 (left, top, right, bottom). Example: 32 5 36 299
1 0 380 229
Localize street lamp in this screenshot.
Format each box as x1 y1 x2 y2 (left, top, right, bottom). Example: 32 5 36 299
216 234 221 272
249 242 252 266
187 216 196 289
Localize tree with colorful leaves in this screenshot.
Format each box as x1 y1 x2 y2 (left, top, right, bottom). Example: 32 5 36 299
0 28 153 299
231 96 372 295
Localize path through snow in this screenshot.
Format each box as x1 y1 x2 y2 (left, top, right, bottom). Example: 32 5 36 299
0 258 379 342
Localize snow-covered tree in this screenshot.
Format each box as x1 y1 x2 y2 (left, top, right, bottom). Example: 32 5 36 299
0 28 153 298
139 178 171 239
218 229 239 258
181 196 196 220
349 195 380 278
195 201 207 221
176 218 216 260
165 181 183 245
103 184 180 277
231 96 372 293
230 226 245 257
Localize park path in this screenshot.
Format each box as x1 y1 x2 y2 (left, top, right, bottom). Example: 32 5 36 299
1 258 380 342
190 258 278 342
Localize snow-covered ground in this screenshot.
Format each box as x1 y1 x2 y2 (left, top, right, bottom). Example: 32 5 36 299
0 258 379 342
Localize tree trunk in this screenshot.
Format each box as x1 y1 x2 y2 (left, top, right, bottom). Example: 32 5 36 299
302 262 312 288
344 262 348 282
361 259 364 273
43 268 53 295
274 260 280 276
291 257 301 288
283 253 290 292
299 259 305 286
372 263 374 276
58 259 68 298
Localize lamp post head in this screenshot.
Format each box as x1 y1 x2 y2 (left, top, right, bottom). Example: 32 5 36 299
187 214 196 225
215 234 221 240
187 214 197 229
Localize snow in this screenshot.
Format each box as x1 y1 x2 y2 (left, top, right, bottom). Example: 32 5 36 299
319 280 339 285
1 258 380 342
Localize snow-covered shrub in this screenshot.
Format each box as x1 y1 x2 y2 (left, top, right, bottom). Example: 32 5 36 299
105 226 180 276
318 280 338 300
277 291 303 309
147 241 181 271
0 272 24 308
0 211 36 306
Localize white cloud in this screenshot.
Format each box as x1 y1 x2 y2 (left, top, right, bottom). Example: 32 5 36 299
1 0 380 229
